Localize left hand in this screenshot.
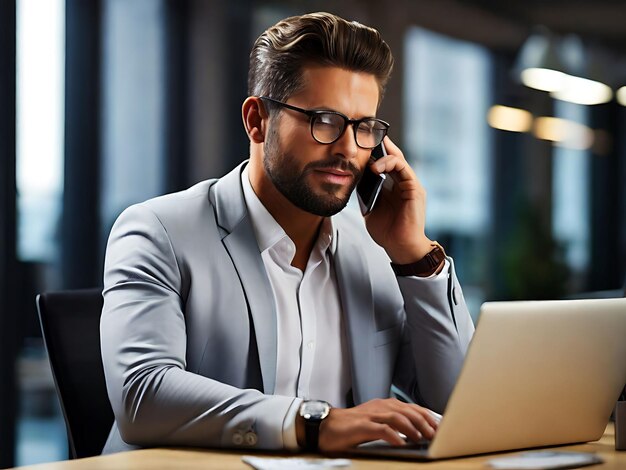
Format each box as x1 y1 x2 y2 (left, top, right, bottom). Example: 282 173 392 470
296 398 439 453
364 136 433 264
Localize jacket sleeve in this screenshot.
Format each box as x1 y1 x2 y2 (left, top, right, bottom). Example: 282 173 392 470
392 258 475 413
100 204 298 450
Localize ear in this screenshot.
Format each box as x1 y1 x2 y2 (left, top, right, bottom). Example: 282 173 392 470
242 96 269 144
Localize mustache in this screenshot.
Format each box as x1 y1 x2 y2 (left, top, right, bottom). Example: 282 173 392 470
303 157 362 178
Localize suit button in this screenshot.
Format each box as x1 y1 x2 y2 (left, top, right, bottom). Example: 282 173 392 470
244 431 258 446
232 431 244 445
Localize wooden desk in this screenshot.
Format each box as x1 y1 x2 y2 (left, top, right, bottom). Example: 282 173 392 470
15 424 626 469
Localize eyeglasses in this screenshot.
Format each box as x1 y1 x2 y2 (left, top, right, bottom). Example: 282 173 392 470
260 96 389 149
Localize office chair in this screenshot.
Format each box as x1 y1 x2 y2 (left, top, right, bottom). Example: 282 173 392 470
36 288 113 459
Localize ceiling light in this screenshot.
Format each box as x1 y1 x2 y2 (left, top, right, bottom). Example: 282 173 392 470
520 69 566 93
551 76 613 105
514 27 567 92
533 117 594 150
551 35 614 105
515 30 614 105
487 105 533 132
617 86 626 106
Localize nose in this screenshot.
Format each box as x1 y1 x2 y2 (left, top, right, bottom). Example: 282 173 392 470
330 123 359 160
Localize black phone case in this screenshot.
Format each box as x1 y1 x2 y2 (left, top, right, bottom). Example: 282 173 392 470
356 143 386 215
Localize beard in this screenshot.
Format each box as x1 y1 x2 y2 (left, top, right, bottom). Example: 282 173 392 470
263 124 362 217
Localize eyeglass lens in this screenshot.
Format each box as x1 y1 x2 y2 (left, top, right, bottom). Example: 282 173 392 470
312 113 386 148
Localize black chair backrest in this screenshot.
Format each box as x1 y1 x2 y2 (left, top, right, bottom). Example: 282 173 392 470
36 288 113 459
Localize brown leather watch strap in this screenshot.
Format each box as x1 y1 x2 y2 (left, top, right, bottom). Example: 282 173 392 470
391 243 446 277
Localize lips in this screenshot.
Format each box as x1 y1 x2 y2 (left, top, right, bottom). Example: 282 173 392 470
305 158 359 176
317 168 353 177
313 168 354 186
304 158 361 187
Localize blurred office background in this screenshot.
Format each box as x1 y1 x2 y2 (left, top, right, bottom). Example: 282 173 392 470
1 0 625 467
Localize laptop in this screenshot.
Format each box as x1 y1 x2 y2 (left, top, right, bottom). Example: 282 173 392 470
353 297 626 460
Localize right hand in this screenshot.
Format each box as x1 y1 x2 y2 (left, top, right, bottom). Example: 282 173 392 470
316 398 439 453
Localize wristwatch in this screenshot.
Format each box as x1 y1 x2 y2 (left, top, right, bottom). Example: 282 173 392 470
391 242 446 277
299 400 331 452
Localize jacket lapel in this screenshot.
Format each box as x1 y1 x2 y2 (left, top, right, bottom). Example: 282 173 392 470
332 225 375 405
210 162 277 394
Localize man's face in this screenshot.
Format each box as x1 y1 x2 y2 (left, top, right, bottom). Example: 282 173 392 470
263 66 380 217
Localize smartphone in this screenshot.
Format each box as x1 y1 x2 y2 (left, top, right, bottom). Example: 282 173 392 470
357 142 387 215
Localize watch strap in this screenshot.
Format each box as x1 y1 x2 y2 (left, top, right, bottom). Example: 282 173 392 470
303 419 321 452
299 400 330 452
391 243 446 277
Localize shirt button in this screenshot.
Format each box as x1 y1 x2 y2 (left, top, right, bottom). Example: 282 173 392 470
245 432 258 446
232 431 244 445
307 341 315 349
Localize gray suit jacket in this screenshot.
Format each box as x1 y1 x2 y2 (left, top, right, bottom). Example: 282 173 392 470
100 162 474 454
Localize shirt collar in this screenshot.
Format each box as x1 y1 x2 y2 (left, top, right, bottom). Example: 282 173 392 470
241 165 336 255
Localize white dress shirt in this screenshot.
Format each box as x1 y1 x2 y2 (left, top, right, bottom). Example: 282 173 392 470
241 166 450 449
241 167 351 448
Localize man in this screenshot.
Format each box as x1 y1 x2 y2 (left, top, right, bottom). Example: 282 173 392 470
100 11 474 454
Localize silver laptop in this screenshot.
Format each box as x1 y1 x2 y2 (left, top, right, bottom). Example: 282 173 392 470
354 297 626 460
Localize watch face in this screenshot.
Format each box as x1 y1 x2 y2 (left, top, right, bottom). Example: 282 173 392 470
300 400 331 420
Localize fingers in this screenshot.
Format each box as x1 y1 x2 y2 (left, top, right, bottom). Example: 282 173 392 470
390 404 437 441
320 417 407 452
389 401 440 432
360 421 408 447
428 409 443 425
381 135 402 154
318 399 440 453
370 136 417 185
376 399 438 438
372 411 424 444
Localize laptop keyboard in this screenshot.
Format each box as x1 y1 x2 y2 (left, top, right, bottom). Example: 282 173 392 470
400 438 431 450
357 437 431 451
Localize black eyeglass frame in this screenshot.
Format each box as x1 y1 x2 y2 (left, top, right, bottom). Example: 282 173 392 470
259 96 390 149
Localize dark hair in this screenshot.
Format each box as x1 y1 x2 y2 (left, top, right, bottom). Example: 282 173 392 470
248 12 394 104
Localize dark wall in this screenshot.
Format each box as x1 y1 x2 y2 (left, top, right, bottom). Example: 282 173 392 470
61 0 102 289
0 0 17 466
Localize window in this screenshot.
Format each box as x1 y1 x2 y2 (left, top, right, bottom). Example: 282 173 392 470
16 0 65 262
551 101 591 278
404 27 492 318
16 1 68 465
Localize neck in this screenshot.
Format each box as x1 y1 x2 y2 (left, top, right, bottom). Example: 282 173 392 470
248 159 324 271
278 211 323 272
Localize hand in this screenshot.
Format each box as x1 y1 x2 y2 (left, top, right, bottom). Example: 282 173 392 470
317 398 439 453
364 137 433 264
